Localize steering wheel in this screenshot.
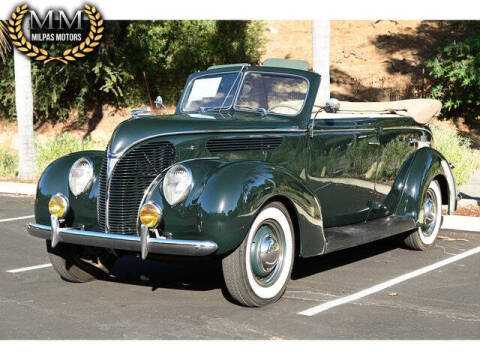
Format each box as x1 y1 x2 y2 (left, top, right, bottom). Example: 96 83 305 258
267 104 299 113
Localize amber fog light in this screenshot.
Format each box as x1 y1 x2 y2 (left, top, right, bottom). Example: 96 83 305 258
48 194 69 218
139 202 162 228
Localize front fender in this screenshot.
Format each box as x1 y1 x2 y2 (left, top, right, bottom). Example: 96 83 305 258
35 150 104 229
147 160 325 257
394 147 456 223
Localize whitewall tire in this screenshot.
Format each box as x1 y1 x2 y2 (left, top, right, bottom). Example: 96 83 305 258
222 202 295 307
404 180 442 250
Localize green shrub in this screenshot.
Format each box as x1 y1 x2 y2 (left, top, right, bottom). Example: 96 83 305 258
2 133 108 178
0 146 17 177
35 133 106 176
431 122 480 187
427 32 480 120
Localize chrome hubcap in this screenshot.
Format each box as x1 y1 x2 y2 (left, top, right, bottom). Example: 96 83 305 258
250 221 285 286
421 188 437 237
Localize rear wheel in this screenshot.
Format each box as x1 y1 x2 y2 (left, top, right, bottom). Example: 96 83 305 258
404 180 442 250
46 240 117 283
222 202 295 307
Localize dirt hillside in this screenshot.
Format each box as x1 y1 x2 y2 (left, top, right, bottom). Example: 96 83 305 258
264 20 447 101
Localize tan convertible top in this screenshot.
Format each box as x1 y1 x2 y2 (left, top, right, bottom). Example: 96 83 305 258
334 99 442 125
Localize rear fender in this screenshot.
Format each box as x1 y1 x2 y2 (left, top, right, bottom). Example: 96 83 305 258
394 147 456 224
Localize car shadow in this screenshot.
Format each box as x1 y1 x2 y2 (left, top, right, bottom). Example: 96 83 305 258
291 234 406 280
102 256 224 292
97 234 408 294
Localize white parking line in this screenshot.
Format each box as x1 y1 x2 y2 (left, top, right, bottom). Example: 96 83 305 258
6 263 52 273
298 246 480 316
0 215 34 223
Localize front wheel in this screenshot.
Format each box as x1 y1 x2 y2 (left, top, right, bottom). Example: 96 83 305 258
404 180 442 250
222 202 295 307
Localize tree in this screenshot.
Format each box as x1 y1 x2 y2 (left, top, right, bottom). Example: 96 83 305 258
14 46 36 180
0 20 36 180
312 20 330 104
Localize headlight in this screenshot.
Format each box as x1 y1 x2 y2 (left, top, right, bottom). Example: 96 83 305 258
48 193 69 218
139 202 162 228
69 157 94 196
163 164 193 206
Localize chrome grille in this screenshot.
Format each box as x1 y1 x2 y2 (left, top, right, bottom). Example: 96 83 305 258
97 141 175 235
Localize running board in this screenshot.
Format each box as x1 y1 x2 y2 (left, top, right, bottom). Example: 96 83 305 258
324 215 416 253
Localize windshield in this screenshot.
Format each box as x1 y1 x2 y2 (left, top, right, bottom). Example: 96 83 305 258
181 72 241 112
235 72 308 115
181 70 309 116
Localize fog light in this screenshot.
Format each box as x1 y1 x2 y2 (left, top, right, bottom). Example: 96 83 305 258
48 194 69 218
139 202 162 228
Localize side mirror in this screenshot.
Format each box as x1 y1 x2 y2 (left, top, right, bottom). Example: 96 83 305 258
325 98 340 113
155 95 164 108
154 95 168 114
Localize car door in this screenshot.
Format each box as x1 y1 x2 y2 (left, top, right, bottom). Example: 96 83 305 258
307 115 380 228
368 121 424 220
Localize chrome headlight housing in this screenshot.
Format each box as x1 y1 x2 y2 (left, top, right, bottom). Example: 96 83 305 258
69 157 94 196
163 164 193 206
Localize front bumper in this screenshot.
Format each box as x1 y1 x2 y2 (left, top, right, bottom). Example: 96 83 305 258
26 216 217 259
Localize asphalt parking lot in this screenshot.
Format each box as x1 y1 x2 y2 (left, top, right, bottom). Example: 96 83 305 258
1 194 479 339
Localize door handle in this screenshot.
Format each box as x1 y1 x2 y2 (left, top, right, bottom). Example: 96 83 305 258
368 141 380 146
367 200 384 211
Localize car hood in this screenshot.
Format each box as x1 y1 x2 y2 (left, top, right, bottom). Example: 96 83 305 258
109 112 302 155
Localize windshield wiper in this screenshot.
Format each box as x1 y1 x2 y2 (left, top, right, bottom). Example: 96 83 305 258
236 105 267 116
200 106 231 113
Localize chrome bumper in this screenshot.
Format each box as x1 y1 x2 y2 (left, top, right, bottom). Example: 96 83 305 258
26 216 217 259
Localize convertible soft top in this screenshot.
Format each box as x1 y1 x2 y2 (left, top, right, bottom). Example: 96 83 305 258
334 99 442 125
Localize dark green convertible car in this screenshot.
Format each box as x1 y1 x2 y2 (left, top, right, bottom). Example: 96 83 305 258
27 59 456 307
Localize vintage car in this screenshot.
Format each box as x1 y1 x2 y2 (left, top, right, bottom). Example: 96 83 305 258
27 58 456 307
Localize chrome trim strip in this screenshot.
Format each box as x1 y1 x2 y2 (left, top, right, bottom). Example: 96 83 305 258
311 126 432 135
105 144 120 232
312 113 402 120
313 127 377 133
382 126 433 136
26 222 218 257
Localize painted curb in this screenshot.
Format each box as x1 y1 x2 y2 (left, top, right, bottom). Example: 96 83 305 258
441 215 480 233
458 198 479 207
0 181 37 196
